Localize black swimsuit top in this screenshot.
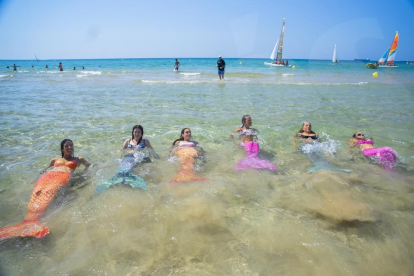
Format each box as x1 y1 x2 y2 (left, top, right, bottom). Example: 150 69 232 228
300 133 318 140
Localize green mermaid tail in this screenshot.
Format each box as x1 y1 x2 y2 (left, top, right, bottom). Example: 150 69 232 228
96 169 147 192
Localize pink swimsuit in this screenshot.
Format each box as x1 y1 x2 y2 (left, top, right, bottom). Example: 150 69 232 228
357 140 397 170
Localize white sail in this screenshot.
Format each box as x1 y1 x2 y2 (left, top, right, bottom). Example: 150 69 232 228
270 39 279 60
332 44 337 63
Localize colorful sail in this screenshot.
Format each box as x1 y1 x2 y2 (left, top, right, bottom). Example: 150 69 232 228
378 48 390 65
276 19 286 60
386 32 398 64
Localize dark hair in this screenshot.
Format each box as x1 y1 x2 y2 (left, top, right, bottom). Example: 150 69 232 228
131 125 144 144
172 128 190 145
298 122 315 134
60 139 73 157
241 115 250 128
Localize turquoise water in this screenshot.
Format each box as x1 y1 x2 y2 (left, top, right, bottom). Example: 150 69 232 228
0 58 414 275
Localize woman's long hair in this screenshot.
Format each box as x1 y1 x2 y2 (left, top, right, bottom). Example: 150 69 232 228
172 128 190 145
60 139 73 157
241 115 250 128
297 122 316 134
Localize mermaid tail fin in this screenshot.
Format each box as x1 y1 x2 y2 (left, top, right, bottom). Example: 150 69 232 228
169 169 208 184
236 141 277 171
0 219 49 240
235 156 277 171
96 170 147 193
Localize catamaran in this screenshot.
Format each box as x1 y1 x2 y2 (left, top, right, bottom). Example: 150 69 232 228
366 31 399 69
332 44 338 64
264 18 291 67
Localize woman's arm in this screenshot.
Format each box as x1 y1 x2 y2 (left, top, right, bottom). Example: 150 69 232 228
77 156 91 171
230 128 243 144
145 139 159 160
40 158 56 174
121 139 130 150
349 138 357 148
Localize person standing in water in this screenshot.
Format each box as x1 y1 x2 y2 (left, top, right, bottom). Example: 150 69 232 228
174 59 180 71
58 62 63 71
217 56 226 80
12 64 20 71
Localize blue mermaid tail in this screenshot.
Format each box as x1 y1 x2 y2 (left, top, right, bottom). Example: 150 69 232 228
301 142 351 173
96 153 147 192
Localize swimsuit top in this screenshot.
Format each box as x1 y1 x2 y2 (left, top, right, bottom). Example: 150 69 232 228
127 139 147 149
178 141 196 147
356 140 373 145
239 129 257 136
300 133 318 140
54 159 77 170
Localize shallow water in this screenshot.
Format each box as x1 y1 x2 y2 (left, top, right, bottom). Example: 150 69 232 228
0 59 413 275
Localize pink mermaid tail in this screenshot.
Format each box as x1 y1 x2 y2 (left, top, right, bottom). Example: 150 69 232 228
362 147 398 170
235 142 277 171
0 171 71 240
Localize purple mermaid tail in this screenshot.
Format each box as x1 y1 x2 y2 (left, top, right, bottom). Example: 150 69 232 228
235 142 277 171
362 147 397 170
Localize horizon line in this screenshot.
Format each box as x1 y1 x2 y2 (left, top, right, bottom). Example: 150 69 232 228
0 57 411 62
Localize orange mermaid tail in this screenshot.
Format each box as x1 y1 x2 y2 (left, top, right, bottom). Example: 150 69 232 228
0 171 71 240
170 169 208 184
170 147 207 184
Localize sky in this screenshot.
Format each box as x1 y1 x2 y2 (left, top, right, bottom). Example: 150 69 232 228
0 0 413 61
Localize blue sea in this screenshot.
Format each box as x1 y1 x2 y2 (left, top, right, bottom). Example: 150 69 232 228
0 58 413 275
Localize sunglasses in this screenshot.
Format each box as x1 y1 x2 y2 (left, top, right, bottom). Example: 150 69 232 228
356 133 364 137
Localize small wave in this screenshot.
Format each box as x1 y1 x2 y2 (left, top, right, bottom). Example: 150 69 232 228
81 71 102 75
300 133 341 155
142 79 206 84
76 75 88 78
142 78 251 84
47 71 62 74
180 73 201 76
0 75 8 78
277 82 368 86
282 74 294 76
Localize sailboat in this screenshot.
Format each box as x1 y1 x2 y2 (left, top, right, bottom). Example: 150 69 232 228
332 44 338 64
366 31 399 69
264 18 291 67
35 54 39 62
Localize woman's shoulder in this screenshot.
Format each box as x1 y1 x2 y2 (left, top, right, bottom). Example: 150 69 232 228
234 127 243 133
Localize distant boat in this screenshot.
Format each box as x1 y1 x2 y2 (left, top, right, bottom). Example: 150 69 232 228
332 44 338 64
367 31 399 69
264 18 291 67
378 31 399 68
35 54 39 62
354 58 370 61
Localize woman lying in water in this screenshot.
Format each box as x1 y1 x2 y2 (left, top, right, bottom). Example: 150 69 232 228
294 122 350 173
170 128 207 184
0 139 90 240
230 115 277 171
349 132 397 170
96 125 157 192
